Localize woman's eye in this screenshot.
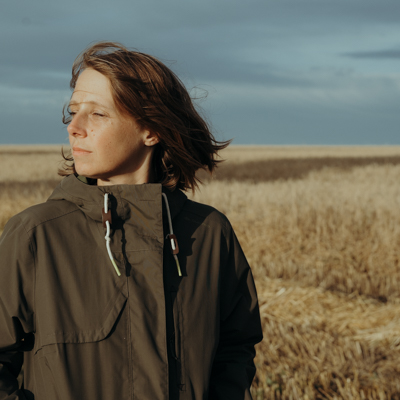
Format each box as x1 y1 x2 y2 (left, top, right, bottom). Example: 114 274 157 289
93 112 105 117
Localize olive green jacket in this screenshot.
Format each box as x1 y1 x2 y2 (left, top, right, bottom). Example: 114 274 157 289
0 175 262 399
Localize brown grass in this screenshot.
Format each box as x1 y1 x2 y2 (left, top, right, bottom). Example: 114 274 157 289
251 278 400 399
219 145 400 163
200 155 400 183
0 152 64 182
0 145 63 153
193 164 400 301
2 146 400 398
0 181 59 230
192 163 400 398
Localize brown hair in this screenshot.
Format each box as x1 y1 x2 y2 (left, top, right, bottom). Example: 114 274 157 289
60 41 230 192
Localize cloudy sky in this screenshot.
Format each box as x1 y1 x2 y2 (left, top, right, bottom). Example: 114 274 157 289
2 0 400 145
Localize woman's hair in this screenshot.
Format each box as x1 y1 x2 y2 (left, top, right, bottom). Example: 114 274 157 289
60 41 230 191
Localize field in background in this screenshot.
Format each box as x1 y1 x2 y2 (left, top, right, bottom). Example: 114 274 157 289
1 145 400 399
220 145 400 162
3 144 400 182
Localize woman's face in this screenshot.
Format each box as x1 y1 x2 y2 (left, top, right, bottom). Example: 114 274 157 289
67 68 158 186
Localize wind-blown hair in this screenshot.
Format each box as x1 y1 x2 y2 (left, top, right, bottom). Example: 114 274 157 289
60 41 230 192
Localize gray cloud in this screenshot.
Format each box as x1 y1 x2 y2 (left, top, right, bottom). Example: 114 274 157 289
344 49 400 59
2 0 400 144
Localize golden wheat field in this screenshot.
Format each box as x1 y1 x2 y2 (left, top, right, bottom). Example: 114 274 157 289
2 145 400 399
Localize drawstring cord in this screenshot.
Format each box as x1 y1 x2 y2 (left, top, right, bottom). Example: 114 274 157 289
102 192 181 278
103 193 121 277
162 193 182 277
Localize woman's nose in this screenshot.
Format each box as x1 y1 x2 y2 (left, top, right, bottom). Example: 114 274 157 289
67 113 87 137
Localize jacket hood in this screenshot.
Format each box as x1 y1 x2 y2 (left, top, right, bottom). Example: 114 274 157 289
48 174 187 225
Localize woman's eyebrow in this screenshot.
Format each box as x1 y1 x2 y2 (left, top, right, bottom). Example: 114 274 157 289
68 100 111 109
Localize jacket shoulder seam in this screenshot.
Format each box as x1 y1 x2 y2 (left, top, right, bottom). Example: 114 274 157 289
54 186 99 206
25 207 80 233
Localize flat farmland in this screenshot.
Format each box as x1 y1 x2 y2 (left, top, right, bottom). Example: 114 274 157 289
1 145 400 399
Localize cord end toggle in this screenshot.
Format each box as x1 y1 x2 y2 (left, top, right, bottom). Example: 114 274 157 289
167 234 179 255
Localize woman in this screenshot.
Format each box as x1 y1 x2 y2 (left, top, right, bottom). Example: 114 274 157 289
0 42 262 400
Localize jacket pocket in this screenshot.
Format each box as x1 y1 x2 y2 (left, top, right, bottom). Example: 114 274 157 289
170 290 186 392
32 289 129 400
35 282 128 352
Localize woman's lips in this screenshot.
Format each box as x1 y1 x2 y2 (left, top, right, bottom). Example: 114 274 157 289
72 147 92 155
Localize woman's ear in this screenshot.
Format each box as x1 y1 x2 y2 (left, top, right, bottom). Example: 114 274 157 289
143 130 160 147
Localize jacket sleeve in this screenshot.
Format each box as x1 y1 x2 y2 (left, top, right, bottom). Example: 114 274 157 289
209 221 263 400
0 216 35 399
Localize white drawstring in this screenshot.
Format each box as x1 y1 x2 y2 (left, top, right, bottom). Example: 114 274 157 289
103 193 121 277
102 192 180 278
162 193 182 277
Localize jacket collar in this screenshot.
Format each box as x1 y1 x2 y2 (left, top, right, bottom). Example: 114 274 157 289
48 174 187 224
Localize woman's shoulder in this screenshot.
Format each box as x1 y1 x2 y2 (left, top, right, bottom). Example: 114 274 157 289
181 198 232 232
4 198 78 236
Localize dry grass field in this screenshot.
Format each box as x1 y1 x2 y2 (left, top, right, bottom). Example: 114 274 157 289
1 145 400 399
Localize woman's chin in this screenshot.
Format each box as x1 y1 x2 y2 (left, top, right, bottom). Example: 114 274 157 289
75 166 98 179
